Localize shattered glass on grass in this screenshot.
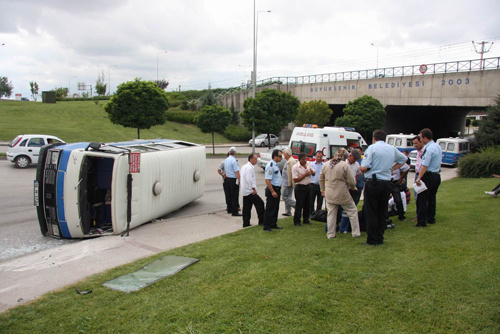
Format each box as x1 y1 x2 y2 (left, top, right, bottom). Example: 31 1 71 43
104 255 199 293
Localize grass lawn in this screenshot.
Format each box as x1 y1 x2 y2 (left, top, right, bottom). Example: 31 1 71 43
0 178 499 333
0 101 230 144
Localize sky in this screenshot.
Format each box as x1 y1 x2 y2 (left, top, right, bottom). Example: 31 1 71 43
1 0 499 100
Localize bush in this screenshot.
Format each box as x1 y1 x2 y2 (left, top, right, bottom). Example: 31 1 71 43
458 146 500 178
165 111 198 124
223 125 252 142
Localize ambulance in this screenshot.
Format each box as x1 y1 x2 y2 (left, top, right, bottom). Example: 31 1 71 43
288 125 368 160
386 133 416 154
34 139 205 239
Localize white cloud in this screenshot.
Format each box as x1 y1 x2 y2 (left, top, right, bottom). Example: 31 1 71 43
0 0 499 99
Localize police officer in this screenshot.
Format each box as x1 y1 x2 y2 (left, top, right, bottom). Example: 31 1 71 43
415 128 442 227
223 147 241 216
263 149 284 232
360 130 408 245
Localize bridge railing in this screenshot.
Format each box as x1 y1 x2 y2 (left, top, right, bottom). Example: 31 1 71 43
188 57 499 105
255 57 499 87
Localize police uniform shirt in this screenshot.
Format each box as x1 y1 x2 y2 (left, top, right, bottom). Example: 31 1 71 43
224 155 239 178
362 141 408 181
265 160 281 187
421 140 442 173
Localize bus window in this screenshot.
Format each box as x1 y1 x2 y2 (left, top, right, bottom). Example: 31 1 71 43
395 138 402 147
447 143 455 152
388 138 394 145
406 139 414 146
439 142 446 150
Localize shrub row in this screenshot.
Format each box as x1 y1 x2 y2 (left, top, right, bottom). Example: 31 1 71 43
59 96 112 102
223 125 252 142
165 111 198 124
458 146 500 178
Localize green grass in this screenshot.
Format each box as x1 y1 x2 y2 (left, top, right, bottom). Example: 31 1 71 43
0 101 231 144
0 178 499 333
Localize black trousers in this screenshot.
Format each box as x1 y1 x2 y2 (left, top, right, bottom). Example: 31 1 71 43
243 194 264 226
389 181 406 220
363 180 391 245
416 172 441 226
225 178 240 214
294 184 311 225
223 178 231 211
263 186 281 230
309 183 323 212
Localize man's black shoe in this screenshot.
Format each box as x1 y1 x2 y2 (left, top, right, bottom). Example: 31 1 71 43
243 224 251 228
232 213 243 217
294 223 301 227
427 221 435 224
414 223 427 228
282 213 292 216
362 242 378 246
271 226 283 229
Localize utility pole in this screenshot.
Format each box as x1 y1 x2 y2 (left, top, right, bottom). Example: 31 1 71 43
472 41 493 70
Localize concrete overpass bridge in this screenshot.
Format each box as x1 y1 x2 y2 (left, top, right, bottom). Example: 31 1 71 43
217 57 500 139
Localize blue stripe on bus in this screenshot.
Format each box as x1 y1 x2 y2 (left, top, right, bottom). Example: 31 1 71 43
56 170 71 238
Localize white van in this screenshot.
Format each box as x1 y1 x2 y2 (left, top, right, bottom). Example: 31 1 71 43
386 133 416 154
436 137 470 166
288 126 367 160
35 139 205 239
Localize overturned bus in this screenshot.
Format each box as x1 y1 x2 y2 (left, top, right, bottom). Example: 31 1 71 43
35 139 205 239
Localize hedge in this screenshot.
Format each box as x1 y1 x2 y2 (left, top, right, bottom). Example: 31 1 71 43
165 111 198 124
458 146 500 178
223 125 252 142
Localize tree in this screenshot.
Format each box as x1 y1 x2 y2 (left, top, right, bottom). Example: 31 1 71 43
200 85 217 108
241 89 300 148
104 78 170 139
295 100 332 127
195 104 232 154
95 71 107 96
474 95 500 148
29 81 39 101
0 76 14 98
52 87 69 99
335 95 386 142
154 79 169 90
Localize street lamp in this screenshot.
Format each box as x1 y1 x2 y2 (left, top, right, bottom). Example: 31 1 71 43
157 51 168 82
108 65 117 96
251 1 271 154
68 76 76 96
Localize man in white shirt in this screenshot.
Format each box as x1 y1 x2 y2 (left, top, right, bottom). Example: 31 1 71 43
240 153 264 227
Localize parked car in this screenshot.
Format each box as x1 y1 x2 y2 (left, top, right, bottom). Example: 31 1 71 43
6 134 65 168
257 145 287 170
409 150 417 171
249 134 279 147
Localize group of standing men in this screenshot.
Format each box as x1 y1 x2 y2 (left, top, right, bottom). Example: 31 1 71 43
220 126 442 245
360 128 442 245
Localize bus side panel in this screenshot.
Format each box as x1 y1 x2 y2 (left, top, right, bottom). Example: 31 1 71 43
112 146 205 234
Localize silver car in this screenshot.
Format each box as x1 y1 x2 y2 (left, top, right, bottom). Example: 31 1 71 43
249 134 279 147
7 134 65 168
